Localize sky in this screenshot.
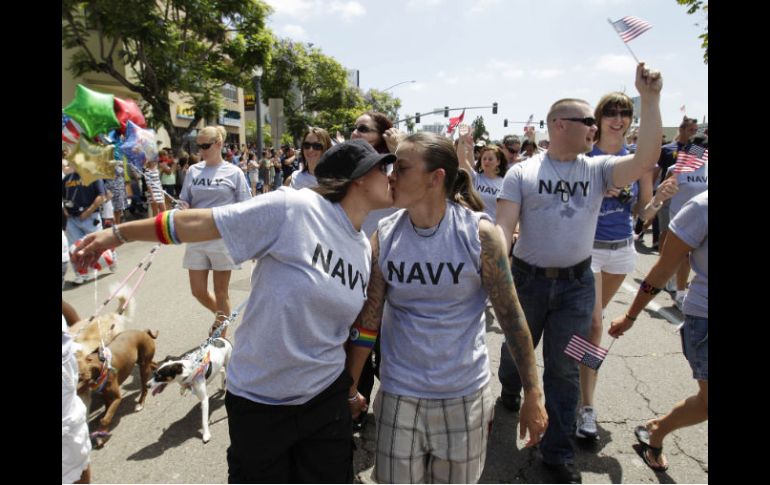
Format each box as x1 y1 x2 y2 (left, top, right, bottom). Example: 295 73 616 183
264 0 708 141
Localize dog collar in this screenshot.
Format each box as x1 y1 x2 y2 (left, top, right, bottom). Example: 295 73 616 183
90 348 114 392
182 351 211 388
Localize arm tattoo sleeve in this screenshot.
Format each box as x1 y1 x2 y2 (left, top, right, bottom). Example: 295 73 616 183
479 222 539 392
357 232 387 332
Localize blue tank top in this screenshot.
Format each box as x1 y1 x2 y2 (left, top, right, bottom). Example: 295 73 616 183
588 145 637 241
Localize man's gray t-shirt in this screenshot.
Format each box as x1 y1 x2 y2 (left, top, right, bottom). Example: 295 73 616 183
669 190 708 318
471 171 504 222
212 188 371 405
665 162 708 218
179 161 251 209
499 152 615 268
377 202 491 399
289 170 318 190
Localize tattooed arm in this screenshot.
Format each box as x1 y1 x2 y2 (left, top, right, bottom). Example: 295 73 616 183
479 219 548 447
345 231 387 417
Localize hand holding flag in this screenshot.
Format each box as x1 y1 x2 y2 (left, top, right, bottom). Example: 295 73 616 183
608 16 652 63
447 109 465 135
564 334 612 370
673 144 708 174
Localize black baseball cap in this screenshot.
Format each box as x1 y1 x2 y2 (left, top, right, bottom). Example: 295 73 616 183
315 139 396 180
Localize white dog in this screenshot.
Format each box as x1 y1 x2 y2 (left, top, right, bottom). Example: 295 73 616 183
146 338 232 443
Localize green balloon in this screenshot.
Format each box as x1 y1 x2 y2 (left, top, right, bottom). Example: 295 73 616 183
63 84 120 138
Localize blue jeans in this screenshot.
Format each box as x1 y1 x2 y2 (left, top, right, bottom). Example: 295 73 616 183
680 315 708 381
66 213 102 271
498 264 595 465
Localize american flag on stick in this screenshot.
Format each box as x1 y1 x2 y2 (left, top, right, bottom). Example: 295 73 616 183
564 334 610 370
611 16 653 43
673 144 708 174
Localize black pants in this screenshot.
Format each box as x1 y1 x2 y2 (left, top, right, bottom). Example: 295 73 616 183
225 371 354 483
357 337 380 403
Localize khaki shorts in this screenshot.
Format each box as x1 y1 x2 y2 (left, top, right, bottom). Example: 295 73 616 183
372 384 495 484
183 239 241 271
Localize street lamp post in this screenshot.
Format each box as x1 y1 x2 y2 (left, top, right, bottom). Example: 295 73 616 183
252 66 264 158
379 80 416 128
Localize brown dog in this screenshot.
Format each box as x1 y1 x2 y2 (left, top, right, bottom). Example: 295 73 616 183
69 288 134 357
77 329 158 448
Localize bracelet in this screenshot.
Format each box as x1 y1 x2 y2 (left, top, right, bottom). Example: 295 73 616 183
112 224 128 244
625 313 638 322
640 280 662 295
349 323 378 348
649 199 663 210
155 210 182 245
348 393 359 402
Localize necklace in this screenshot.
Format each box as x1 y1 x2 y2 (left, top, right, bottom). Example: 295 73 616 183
410 212 445 238
544 153 578 203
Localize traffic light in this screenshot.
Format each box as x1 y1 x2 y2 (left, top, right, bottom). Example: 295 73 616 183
504 119 508 128
444 106 449 117
416 112 421 123
492 102 498 114
539 120 544 129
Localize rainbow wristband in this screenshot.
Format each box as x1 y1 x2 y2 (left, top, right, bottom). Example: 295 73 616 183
640 280 662 295
155 210 181 245
349 324 377 348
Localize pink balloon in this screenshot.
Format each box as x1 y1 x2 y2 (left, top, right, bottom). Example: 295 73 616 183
114 97 147 134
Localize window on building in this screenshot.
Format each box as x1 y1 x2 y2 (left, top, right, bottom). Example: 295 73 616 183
222 84 239 103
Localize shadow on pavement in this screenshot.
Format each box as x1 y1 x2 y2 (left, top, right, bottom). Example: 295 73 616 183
631 443 677 484
125 389 227 461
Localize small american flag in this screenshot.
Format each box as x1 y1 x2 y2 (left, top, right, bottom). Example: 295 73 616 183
62 114 82 145
673 144 708 174
564 334 609 370
612 16 653 43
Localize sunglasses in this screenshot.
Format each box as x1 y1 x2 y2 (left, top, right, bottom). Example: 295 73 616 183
198 142 216 150
558 117 597 127
353 125 377 134
602 108 633 118
302 142 324 151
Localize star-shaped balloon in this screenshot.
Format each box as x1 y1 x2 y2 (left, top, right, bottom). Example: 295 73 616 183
68 138 116 186
62 112 82 146
63 84 120 138
114 97 147 134
122 120 158 169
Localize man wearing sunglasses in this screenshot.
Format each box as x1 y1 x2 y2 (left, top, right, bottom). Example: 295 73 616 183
494 62 663 484
501 134 522 169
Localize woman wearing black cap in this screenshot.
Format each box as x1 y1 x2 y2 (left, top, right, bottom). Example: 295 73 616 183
72 139 396 483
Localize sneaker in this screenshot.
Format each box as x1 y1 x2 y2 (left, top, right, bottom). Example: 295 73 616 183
575 406 598 439
109 263 118 272
665 279 677 294
543 462 582 484
497 393 521 412
674 291 686 312
72 273 85 285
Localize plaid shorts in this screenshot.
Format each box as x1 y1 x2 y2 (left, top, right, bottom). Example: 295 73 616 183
372 384 495 484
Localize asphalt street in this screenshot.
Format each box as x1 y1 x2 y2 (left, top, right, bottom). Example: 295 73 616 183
63 234 707 483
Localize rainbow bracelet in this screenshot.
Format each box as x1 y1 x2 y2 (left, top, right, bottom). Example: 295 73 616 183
155 210 182 245
349 324 378 348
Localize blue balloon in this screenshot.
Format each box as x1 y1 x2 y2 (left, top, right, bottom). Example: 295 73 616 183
121 120 158 169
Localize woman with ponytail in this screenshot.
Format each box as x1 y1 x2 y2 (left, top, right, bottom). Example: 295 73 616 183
344 132 547 484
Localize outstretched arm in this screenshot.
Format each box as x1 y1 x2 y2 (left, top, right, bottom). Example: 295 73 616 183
479 219 547 447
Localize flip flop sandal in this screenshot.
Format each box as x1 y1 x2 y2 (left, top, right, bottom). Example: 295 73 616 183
634 426 669 472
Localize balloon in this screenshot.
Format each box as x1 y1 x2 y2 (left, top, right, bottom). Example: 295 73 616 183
63 84 120 138
62 112 82 146
114 97 147 134
122 120 158 169
113 137 125 161
68 138 116 186
70 240 115 275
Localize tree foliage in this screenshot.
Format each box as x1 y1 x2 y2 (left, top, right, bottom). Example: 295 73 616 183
677 0 708 64
471 116 489 141
62 0 274 151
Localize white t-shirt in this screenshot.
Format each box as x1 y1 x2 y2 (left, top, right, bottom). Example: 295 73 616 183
213 188 371 405
289 170 318 190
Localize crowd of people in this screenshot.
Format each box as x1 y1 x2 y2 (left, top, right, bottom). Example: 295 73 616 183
63 61 708 484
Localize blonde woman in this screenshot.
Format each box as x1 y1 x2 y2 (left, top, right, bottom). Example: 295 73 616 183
178 126 251 336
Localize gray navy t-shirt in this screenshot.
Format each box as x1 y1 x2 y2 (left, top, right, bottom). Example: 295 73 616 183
665 162 708 218
669 190 708 318
377 202 491 399
179 161 251 209
472 171 504 222
289 170 318 190
213 188 371 405
499 152 615 268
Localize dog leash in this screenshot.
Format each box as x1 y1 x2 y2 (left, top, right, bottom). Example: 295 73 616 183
185 299 249 366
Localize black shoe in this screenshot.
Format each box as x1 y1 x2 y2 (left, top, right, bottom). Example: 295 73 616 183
497 393 521 412
352 413 366 432
543 462 581 484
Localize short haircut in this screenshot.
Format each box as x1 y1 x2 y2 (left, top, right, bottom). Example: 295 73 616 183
680 117 698 128
547 98 590 129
